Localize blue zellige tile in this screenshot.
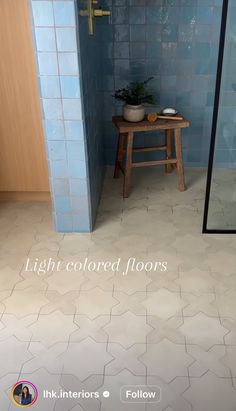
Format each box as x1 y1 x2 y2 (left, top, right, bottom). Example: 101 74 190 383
43 99 63 119
70 179 89 196
53 1 75 26
56 28 77 51
68 159 87 178
47 140 66 160
54 196 71 213
38 52 58 75
58 53 79 75
35 28 56 51
52 178 70 196
32 1 54 27
40 76 61 98
44 119 65 140
60 76 81 98
54 213 73 232
64 121 84 140
67 141 85 161
62 99 82 120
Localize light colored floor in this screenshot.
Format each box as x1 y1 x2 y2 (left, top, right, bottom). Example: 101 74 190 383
1 167 236 410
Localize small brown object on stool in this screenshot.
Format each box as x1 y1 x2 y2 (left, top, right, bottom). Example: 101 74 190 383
147 112 158 123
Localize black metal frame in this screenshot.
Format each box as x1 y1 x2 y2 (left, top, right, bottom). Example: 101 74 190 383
202 0 236 234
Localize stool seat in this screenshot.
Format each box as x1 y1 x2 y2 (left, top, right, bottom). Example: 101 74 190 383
112 115 190 198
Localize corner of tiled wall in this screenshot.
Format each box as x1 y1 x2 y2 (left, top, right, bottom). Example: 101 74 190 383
30 0 93 232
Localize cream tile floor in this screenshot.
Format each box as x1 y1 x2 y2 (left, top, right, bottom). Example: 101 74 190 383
1 167 236 410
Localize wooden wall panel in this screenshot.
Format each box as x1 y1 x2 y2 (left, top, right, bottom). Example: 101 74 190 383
0 0 49 192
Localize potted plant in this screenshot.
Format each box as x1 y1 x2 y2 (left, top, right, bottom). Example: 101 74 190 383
113 78 155 122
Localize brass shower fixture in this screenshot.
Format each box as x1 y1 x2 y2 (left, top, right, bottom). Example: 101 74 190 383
79 0 111 35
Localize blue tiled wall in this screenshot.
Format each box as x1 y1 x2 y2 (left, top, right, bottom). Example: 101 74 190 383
100 0 223 166
31 0 93 232
77 3 106 226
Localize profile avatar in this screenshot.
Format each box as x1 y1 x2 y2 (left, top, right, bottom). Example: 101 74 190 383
11 381 38 408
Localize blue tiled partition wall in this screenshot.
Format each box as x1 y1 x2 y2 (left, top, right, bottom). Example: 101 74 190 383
77 0 105 226
30 0 102 232
100 0 223 166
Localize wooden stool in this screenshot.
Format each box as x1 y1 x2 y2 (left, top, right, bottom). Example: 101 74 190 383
112 116 190 198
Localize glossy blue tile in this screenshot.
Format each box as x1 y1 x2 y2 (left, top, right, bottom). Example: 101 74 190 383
179 5 197 24
130 7 146 24
70 179 89 196
215 149 231 164
178 24 195 42
130 42 146 59
113 7 129 24
35 28 56 51
43 99 63 119
58 52 79 75
72 212 91 232
162 24 178 41
197 6 214 24
146 24 162 41
101 58 113 76
146 59 161 75
207 91 214 106
195 24 211 42
114 42 130 59
68 158 87 178
177 43 194 59
47 140 66 160
146 6 162 24
176 75 192 92
54 213 73 232
52 178 70 196
195 42 211 60
130 25 146 41
70 196 81 212
32 1 54 26
44 119 65 140
40 76 61 98
54 196 71 213
38 52 58 75
56 28 77 51
161 76 177 91
130 59 146 76
64 120 84 140
50 159 68 178
146 42 161 58
71 196 91 213
176 91 191 106
190 91 207 107
60 76 80 98
67 140 85 161
114 25 129 41
160 90 176 106
193 76 209 93
53 1 75 26
62 99 82 119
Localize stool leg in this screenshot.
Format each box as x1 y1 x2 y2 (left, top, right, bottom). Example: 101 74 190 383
114 133 125 178
123 131 134 198
174 128 185 192
165 129 173 173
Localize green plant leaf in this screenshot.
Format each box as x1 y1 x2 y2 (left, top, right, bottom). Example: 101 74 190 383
113 77 155 105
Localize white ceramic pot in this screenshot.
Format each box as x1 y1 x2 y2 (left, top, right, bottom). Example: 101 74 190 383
123 104 145 122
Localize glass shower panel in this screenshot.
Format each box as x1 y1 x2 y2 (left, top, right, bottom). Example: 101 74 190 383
205 0 236 232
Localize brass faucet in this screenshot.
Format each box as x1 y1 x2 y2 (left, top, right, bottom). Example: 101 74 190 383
79 0 111 35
